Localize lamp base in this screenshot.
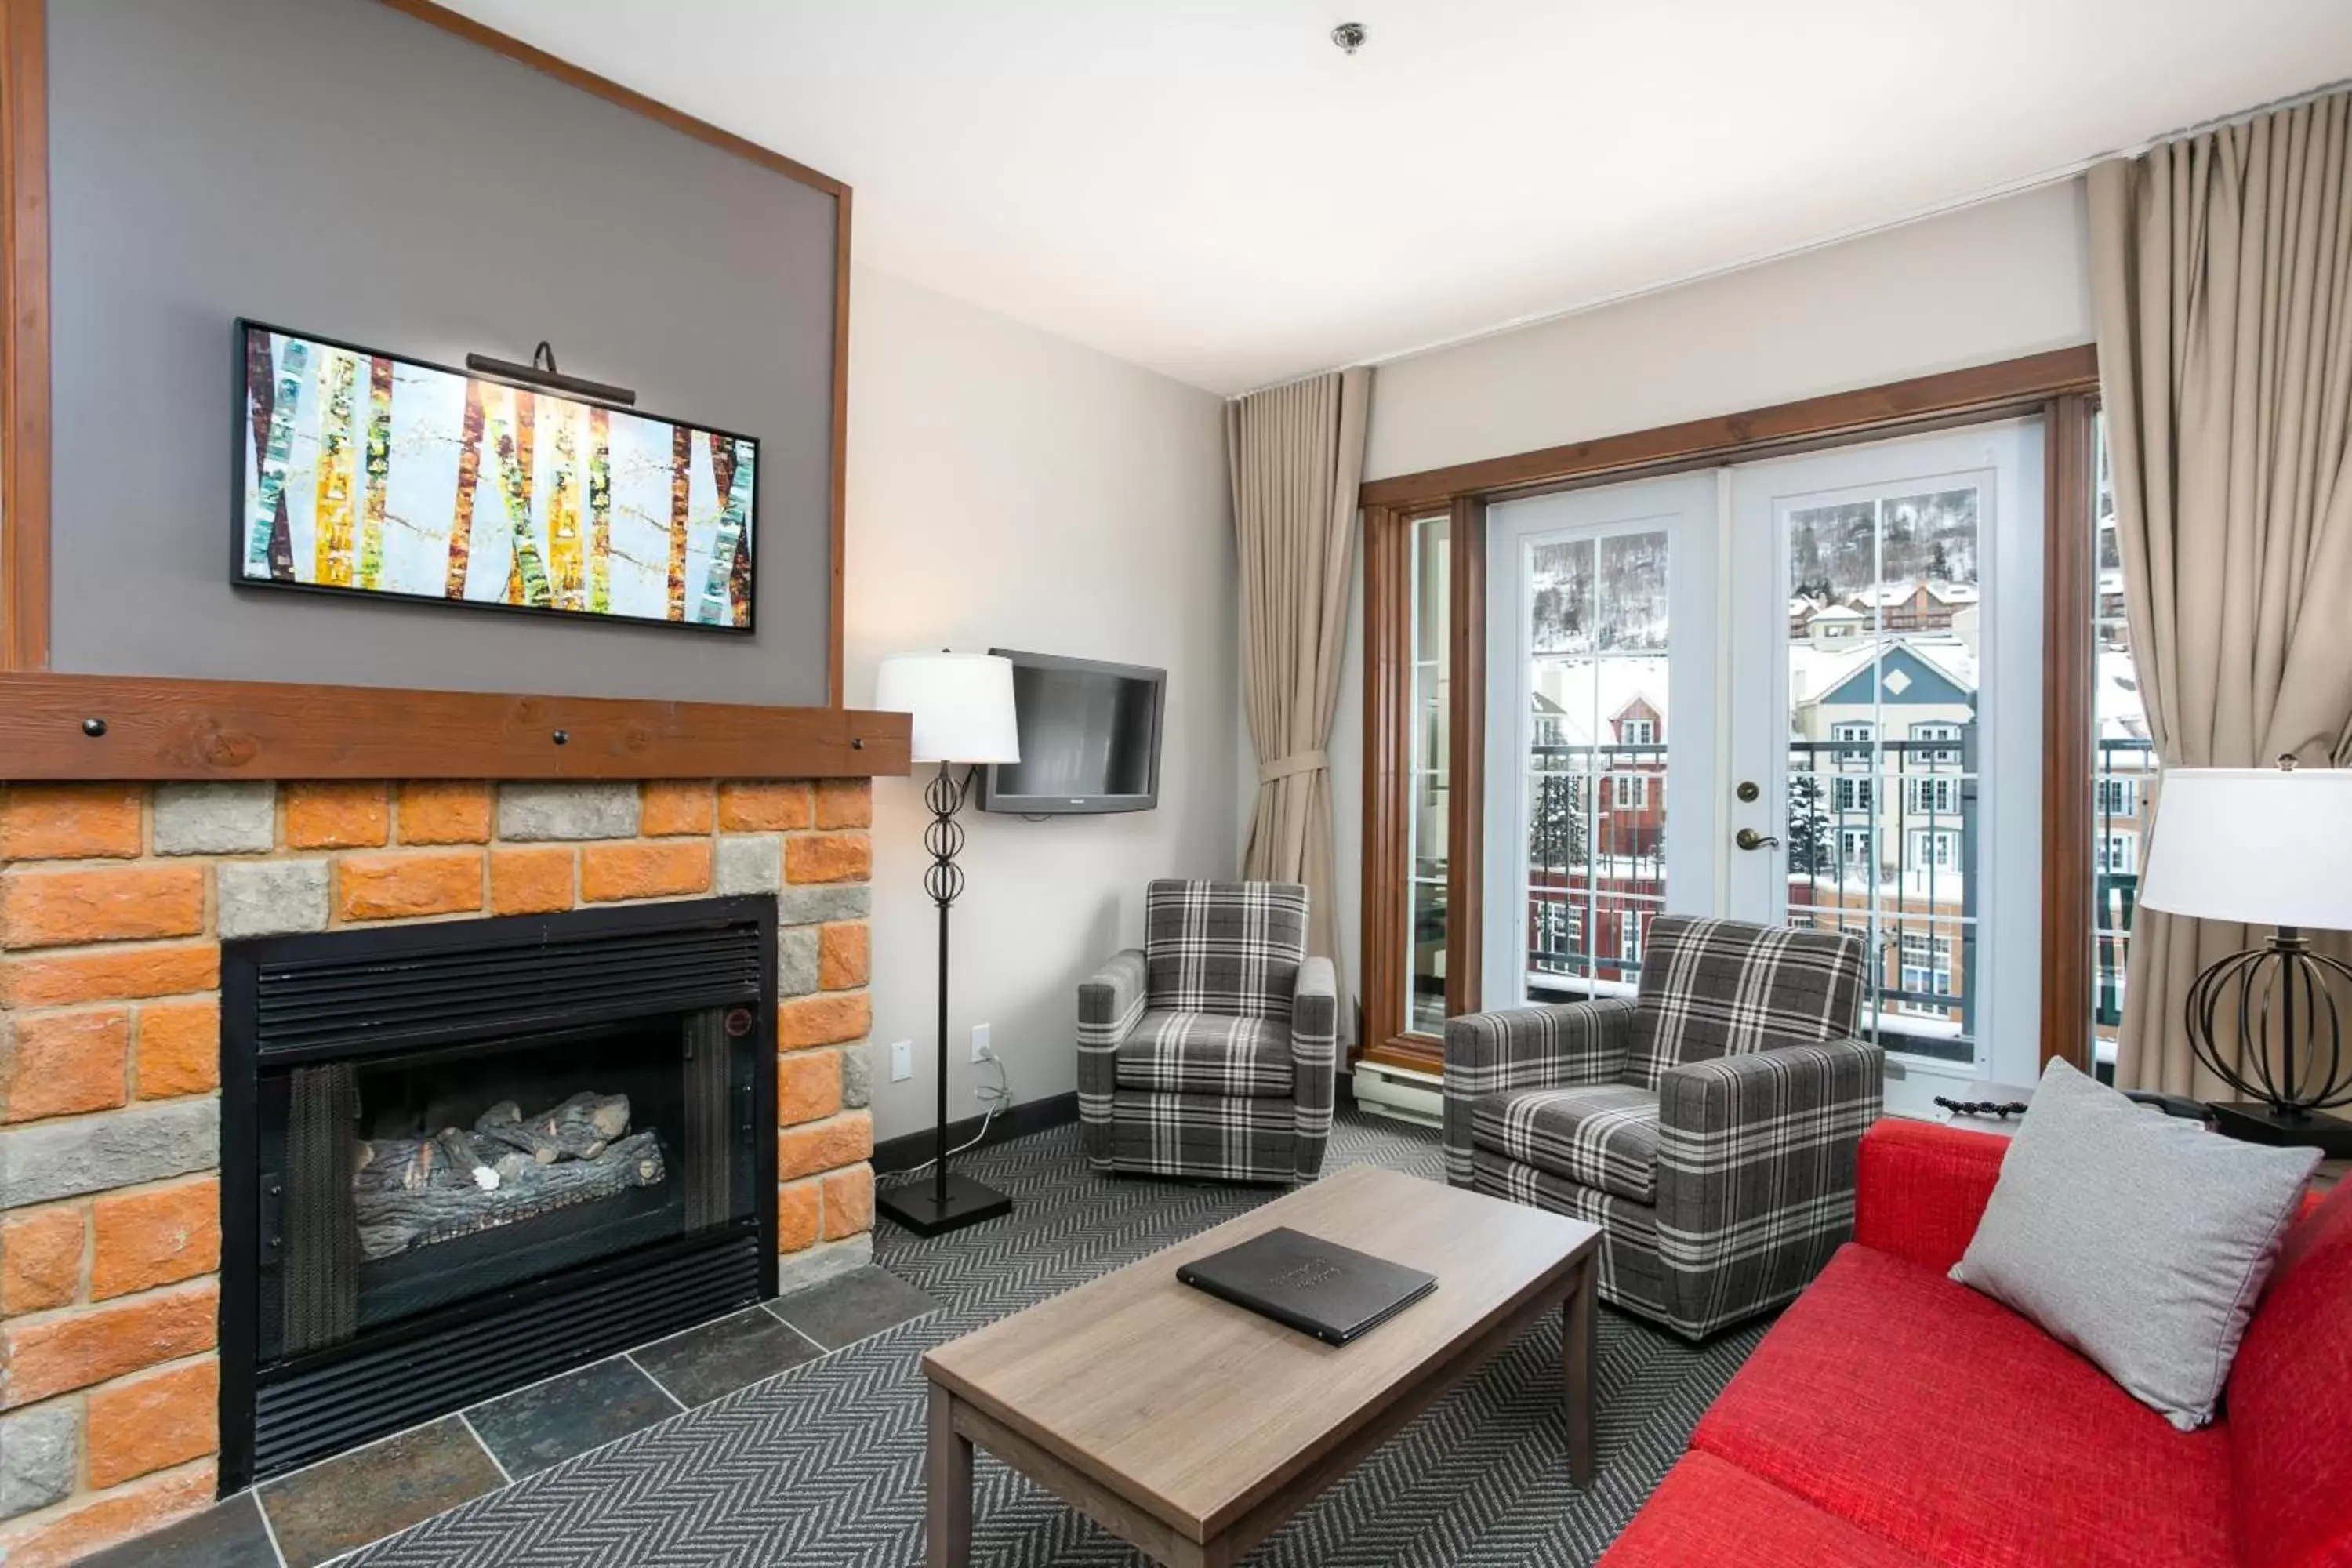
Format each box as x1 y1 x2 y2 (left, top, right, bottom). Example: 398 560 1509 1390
875 1173 1014 1237
2206 1102 2352 1159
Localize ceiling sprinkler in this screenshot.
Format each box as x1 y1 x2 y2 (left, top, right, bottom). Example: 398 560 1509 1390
1331 21 1367 55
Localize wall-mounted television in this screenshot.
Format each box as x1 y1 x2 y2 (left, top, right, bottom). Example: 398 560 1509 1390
978 649 1164 815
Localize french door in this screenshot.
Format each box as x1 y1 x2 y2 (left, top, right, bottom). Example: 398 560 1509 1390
1486 421 2047 1104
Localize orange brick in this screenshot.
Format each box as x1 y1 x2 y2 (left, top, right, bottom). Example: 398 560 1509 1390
776 991 870 1049
822 1164 874 1240
2 1281 218 1409
284 782 389 848
0 943 219 1009
777 1110 873 1181
2 1007 129 1122
776 1179 822 1253
717 781 811 832
814 779 872 830
134 998 220 1099
2 1206 85 1313
777 1048 843 1127
818 922 869 989
786 832 870 885
0 784 143 862
0 1462 216 1568
641 781 715 837
490 846 574 915
91 1178 220 1301
0 865 205 950
397 782 492 844
85 1359 220 1488
336 851 484 922
580 840 713 902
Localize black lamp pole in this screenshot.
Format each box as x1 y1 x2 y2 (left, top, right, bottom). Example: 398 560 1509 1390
875 760 1013 1236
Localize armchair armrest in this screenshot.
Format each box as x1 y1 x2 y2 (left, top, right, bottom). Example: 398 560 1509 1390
1850 1119 2010 1274
1076 949 1148 1167
1441 998 1635 1186
1289 957 1338 1180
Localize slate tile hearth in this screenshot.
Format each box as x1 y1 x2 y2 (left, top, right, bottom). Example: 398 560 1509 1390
464 1356 683 1479
630 1304 826 1409
81 1492 279 1568
769 1263 943 1348
259 1417 506 1568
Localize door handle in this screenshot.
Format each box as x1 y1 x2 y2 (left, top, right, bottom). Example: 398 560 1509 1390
1735 828 1780 851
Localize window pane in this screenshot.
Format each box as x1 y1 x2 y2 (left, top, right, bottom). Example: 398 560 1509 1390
1785 484 1981 1059
1406 514 1450 1036
2092 413 2152 1079
1526 529 1668 1002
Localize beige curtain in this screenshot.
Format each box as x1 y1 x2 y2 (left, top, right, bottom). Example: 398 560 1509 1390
1229 367 1372 961
2089 89 2352 1096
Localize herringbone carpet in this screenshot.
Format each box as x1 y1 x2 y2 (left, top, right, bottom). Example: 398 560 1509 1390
351 1109 1764 1567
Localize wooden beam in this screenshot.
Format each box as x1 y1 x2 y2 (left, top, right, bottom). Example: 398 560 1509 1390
0 673 910 781
1357 506 1408 1062
1359 345 2101 513
0 0 49 672
2040 392 2099 1070
1444 495 1486 1020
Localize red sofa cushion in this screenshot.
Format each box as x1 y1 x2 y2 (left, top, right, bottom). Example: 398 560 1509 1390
1852 1119 2009 1273
1690 1242 2235 1567
2228 1178 2352 1568
1601 1451 1929 1567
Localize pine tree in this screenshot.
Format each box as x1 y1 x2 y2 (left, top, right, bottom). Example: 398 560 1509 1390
1786 772 1830 877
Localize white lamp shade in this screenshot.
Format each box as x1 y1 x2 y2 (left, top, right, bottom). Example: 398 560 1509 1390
874 653 1022 764
2140 766 2352 931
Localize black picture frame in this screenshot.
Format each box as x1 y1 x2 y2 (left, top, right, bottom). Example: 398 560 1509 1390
231 318 760 636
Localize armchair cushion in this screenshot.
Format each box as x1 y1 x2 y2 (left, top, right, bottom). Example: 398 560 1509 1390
1472 1083 1661 1203
1116 1011 1293 1098
1443 997 1635 1186
1625 916 1867 1090
1144 880 1306 1022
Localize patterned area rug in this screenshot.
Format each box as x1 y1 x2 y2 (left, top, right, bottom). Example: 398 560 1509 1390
353 1109 1765 1567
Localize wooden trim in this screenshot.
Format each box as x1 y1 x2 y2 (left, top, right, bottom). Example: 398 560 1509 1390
1359 345 2100 513
828 185 853 707
1358 506 1410 1061
1361 1036 1443 1076
0 0 49 672
2039 392 2100 1069
0 673 909 781
1444 495 1487 1018
378 0 848 198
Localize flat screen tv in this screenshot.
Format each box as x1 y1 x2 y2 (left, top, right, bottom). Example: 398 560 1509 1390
979 649 1164 815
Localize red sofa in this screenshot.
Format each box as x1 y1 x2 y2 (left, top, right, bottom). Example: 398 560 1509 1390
1602 1119 2352 1568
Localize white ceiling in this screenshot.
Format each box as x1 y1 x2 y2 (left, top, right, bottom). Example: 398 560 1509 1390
441 1 2352 395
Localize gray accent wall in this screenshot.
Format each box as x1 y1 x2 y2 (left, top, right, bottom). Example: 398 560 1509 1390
45 0 837 702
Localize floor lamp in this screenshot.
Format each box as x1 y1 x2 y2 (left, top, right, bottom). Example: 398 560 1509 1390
871 652 1022 1236
2139 757 2352 1157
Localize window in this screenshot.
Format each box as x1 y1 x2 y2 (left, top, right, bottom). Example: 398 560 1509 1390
1620 910 1643 967
1611 773 1648 809
1834 777 1873 812
1620 718 1656 746
2089 410 2151 1076
1911 721 1962 764
1838 827 1875 867
1403 512 1450 1037
2095 777 2136 818
2097 833 2136 876
1909 829 1960 870
1898 931 1955 1014
1831 721 1874 769
1907 776 1957 815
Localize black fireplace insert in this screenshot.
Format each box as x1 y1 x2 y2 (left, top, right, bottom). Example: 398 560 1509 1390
220 896 778 1490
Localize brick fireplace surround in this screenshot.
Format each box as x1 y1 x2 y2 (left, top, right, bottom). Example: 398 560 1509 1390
0 777 878 1565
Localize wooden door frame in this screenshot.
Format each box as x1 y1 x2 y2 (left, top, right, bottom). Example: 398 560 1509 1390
1358 346 2103 1077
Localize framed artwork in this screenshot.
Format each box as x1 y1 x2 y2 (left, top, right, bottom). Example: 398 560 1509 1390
235 321 759 632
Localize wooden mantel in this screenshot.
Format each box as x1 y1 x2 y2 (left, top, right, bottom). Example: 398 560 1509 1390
0 673 911 781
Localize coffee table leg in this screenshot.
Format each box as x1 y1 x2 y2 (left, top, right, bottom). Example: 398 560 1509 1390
927 1382 974 1567
1563 1254 1597 1489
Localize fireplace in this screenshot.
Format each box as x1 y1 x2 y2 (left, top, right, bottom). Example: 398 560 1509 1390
218 896 779 1490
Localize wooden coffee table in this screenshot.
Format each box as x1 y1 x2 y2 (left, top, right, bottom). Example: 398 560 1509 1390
921 1165 1602 1568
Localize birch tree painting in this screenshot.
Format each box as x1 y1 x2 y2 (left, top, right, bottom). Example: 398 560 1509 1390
238 324 760 631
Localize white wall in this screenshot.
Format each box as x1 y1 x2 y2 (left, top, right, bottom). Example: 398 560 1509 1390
1330 180 2095 1036
846 264 1239 1143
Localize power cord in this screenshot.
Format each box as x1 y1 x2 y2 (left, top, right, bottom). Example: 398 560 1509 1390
887 1047 1014 1186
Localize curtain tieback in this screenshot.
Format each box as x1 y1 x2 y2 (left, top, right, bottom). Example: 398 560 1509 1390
1258 749 1328 786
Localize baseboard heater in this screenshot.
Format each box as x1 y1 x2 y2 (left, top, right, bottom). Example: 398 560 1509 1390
1352 1059 1443 1129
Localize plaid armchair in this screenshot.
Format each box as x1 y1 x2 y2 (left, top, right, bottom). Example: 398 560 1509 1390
1444 916 1881 1339
1076 880 1336 1184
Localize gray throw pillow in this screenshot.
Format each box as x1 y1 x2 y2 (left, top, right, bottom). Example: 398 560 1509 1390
1949 1058 2318 1430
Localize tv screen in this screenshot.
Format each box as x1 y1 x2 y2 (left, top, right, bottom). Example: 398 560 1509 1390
979 650 1164 815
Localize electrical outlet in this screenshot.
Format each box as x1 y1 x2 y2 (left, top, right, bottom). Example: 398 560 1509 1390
889 1040 913 1082
970 1022 992 1063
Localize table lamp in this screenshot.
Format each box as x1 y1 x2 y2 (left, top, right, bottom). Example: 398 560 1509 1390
2139 757 2352 1156
871 652 1022 1235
